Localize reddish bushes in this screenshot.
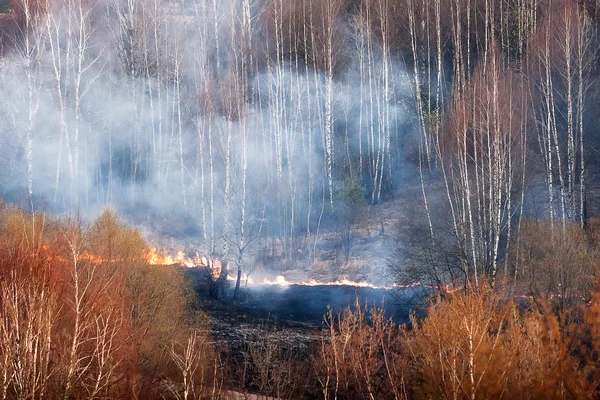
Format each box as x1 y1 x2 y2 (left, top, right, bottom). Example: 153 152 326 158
2 202 600 399
0 204 219 399
406 291 593 399
316 289 598 400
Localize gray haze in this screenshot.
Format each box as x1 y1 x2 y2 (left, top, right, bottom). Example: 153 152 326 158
0 0 421 285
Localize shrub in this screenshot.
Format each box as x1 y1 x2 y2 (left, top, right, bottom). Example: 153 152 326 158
0 205 217 399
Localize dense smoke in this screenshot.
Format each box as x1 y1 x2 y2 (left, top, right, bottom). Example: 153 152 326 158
2 0 596 290
0 0 419 284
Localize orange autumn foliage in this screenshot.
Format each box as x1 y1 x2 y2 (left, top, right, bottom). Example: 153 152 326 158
0 203 217 399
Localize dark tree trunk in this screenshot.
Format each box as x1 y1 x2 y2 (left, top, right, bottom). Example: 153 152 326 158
233 266 242 300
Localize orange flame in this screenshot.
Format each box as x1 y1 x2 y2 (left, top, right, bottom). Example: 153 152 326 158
146 248 222 279
39 245 442 291
208 257 223 280
146 248 200 267
41 245 125 264
258 275 414 290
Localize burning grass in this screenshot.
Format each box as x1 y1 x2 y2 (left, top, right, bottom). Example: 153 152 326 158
1 202 600 399
0 204 219 399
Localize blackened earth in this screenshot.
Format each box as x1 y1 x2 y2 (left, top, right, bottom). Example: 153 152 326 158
185 268 424 336
184 268 425 396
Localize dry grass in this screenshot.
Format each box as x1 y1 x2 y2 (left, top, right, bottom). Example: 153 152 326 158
0 204 222 399
2 202 600 399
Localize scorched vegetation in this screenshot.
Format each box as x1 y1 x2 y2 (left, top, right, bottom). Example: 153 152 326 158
1 0 600 398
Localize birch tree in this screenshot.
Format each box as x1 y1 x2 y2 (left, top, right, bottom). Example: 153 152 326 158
11 0 46 200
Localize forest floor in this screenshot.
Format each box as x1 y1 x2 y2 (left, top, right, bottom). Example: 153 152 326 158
136 182 431 288
186 268 425 363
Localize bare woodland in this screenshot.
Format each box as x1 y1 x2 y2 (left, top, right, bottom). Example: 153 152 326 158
1 0 600 398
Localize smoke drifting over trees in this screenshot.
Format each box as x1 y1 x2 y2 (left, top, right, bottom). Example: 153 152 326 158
3 1 600 398
0 0 599 292
0 0 416 257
